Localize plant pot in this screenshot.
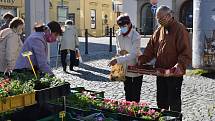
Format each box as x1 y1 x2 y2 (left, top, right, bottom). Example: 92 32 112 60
0 92 36 113
35 83 70 103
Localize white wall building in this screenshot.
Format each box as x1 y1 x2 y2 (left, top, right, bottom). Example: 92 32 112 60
122 0 215 69
122 0 192 35
122 0 138 27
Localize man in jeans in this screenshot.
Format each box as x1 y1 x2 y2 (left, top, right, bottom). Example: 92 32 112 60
138 5 192 113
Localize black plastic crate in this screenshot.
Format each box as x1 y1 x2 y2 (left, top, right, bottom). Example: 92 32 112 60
35 82 71 103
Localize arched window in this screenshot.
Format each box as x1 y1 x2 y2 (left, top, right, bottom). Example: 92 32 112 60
140 3 154 35
180 0 193 28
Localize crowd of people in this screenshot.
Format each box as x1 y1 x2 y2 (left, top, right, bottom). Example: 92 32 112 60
0 12 80 77
0 5 191 118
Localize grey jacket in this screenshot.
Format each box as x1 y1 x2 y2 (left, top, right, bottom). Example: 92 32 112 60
0 28 23 72
60 25 79 51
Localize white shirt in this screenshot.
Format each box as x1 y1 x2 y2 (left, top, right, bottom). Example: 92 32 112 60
115 29 142 77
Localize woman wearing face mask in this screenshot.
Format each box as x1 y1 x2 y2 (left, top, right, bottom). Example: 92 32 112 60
108 14 143 103
0 17 24 73
15 21 62 76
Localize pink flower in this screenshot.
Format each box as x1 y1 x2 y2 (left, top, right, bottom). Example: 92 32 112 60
147 109 156 115
131 101 138 106
139 101 149 107
125 101 131 106
138 109 144 115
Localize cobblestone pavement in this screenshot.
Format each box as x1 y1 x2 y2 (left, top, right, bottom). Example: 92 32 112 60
53 52 215 121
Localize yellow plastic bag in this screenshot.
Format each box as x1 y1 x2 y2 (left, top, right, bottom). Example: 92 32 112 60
109 64 126 81
109 50 128 81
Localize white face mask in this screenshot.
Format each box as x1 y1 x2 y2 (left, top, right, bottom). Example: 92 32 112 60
120 26 128 34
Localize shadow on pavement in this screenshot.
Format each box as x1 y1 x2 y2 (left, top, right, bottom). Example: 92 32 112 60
67 69 109 82
79 42 117 54
79 63 110 75
200 72 215 79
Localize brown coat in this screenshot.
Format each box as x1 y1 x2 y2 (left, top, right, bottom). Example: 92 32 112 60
139 19 192 74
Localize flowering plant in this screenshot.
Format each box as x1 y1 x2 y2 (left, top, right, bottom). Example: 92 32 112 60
55 93 162 120
94 99 161 120
0 78 35 102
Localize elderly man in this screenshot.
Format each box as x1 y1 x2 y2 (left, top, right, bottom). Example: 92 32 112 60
138 5 192 113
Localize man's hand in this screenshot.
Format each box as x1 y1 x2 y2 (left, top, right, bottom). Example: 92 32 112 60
108 59 117 67
172 63 183 76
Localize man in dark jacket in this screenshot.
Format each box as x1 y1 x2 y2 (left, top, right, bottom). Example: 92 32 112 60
138 5 192 113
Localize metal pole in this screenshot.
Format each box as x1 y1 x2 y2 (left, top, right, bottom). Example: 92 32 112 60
109 28 112 52
113 26 115 37
85 29 88 54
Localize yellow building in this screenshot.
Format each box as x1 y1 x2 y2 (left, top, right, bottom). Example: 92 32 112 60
49 0 119 36
0 0 24 25
0 0 120 37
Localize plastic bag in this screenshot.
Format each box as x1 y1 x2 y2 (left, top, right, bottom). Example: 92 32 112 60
76 48 82 63
109 64 126 81
109 50 128 81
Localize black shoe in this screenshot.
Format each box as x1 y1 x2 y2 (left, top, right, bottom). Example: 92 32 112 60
63 66 67 72
69 66 74 71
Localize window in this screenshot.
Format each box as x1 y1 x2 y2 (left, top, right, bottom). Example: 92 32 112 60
180 1 193 28
90 9 96 29
57 6 68 22
140 3 154 35
68 13 75 25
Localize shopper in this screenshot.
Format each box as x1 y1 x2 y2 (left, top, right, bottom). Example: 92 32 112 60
15 21 62 76
60 20 79 72
108 14 143 103
138 6 192 112
0 17 24 73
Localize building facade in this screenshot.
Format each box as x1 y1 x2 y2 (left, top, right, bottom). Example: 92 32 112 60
0 0 24 25
123 0 193 35
0 0 121 37
49 0 120 36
